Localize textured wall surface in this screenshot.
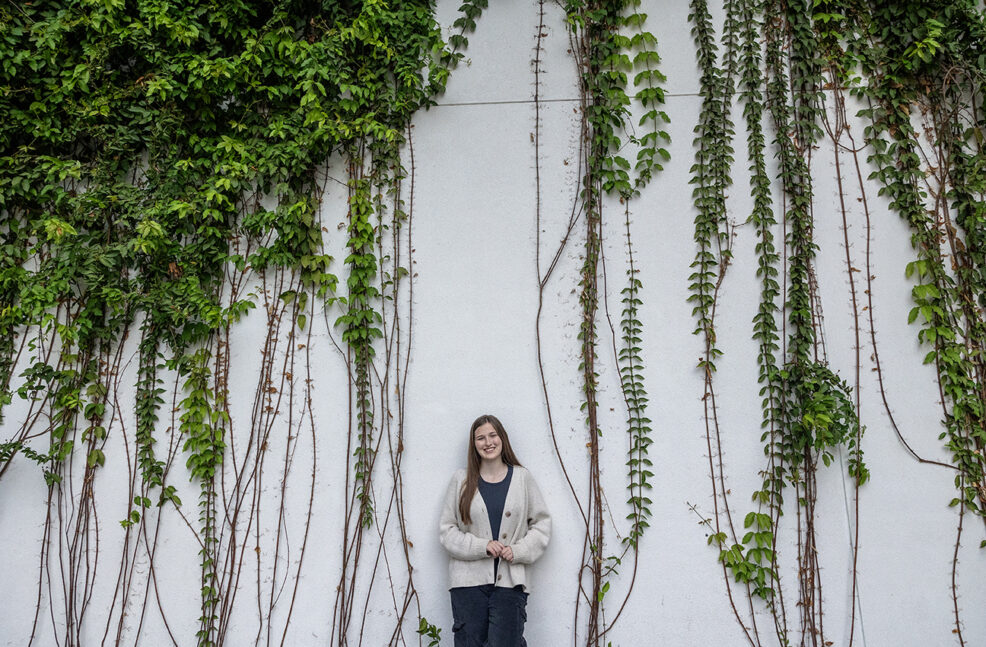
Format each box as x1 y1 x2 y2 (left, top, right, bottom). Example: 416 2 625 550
2 1 985 646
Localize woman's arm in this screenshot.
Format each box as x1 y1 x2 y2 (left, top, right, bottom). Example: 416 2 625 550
439 474 490 561
509 472 551 564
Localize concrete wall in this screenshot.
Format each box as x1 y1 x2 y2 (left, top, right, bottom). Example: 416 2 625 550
1 1 984 645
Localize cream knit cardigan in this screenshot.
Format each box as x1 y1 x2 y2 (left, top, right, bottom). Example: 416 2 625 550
439 465 551 593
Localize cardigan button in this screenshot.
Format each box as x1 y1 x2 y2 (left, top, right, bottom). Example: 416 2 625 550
505 512 511 517
501 533 507 539
497 575 502 581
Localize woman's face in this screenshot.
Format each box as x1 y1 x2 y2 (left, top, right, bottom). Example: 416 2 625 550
473 422 502 462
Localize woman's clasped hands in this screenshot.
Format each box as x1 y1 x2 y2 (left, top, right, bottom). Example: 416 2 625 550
485 540 514 562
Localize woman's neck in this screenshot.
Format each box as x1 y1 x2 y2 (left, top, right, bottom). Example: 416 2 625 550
479 459 508 483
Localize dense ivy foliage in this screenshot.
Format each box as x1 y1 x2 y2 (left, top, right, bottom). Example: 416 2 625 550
0 1 475 644
844 0 986 528
0 0 456 441
840 7 986 639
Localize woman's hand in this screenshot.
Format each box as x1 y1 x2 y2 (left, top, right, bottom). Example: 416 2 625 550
486 540 505 557
500 546 514 562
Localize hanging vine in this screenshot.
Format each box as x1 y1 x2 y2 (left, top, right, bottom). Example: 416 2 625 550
540 1 668 644
3 0 985 645
687 0 871 645
0 1 479 645
683 0 986 645
846 0 986 533
839 2 986 642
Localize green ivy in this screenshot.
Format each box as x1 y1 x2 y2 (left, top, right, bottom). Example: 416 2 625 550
177 347 226 644
562 0 667 641
846 0 986 529
737 0 784 607
0 1 476 644
690 3 870 639
688 0 734 379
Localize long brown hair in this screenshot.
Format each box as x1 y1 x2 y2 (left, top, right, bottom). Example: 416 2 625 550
458 414 522 524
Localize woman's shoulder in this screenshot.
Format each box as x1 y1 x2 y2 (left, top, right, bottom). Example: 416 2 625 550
444 469 467 498
512 464 535 481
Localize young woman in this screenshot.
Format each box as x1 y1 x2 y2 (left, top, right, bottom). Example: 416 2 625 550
439 414 551 646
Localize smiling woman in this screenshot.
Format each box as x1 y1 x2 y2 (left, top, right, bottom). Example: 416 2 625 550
439 414 551 646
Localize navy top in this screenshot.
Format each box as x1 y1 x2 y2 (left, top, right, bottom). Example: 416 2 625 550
478 464 513 541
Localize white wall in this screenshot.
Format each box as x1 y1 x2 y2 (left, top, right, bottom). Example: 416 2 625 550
1 1 984 646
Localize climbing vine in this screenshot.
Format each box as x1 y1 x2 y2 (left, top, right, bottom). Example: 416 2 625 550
0 1 478 645
3 0 985 645
687 0 986 645
843 4 986 642
536 1 668 644
688 0 868 643
847 0 986 531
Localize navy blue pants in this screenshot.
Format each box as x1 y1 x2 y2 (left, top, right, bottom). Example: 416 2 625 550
450 584 528 647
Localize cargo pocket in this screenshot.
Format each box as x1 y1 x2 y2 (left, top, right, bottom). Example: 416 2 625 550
512 588 528 627
451 621 465 647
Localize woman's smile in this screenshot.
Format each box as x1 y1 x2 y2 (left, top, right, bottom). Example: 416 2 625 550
474 423 503 461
